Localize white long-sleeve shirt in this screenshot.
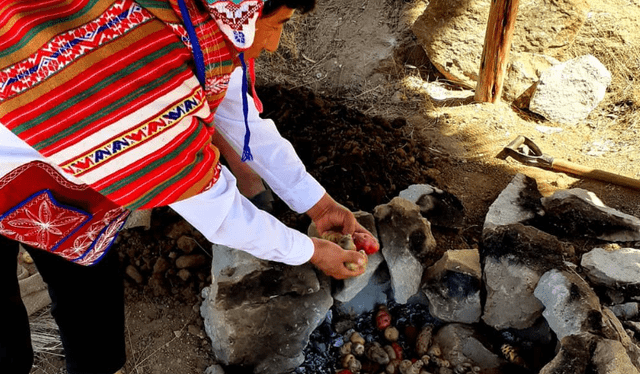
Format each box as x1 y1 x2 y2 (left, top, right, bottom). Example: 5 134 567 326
0 67 321 265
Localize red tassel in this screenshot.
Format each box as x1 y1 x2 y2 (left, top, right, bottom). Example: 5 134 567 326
248 58 263 113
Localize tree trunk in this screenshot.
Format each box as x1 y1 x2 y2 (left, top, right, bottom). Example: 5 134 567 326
474 0 520 103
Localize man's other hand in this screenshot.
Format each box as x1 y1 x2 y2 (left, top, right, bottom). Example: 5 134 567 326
308 237 366 279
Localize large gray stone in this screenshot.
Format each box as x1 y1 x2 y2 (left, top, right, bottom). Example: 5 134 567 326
534 269 603 340
593 338 640 374
334 263 392 316
482 255 544 330
541 188 640 242
201 244 332 374
530 54 612 125
482 223 575 271
581 247 640 287
483 173 544 232
374 197 434 304
423 249 482 324
398 184 465 229
432 323 504 370
538 333 597 374
540 333 640 374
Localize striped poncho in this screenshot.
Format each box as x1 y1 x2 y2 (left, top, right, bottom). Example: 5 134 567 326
0 0 263 263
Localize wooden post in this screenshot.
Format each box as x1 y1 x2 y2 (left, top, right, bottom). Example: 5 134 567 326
474 0 520 103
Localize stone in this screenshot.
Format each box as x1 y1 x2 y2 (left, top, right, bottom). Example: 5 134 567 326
482 255 545 330
374 197 434 304
505 52 560 105
411 0 589 91
121 209 152 230
153 257 171 275
334 263 391 316
422 249 482 324
540 333 640 374
538 333 596 374
333 252 385 304
530 55 612 125
483 173 544 232
432 324 503 370
398 184 465 229
482 223 575 271
601 307 640 371
204 364 226 374
534 269 603 340
592 338 640 374
177 269 191 282
166 220 194 239
201 244 332 374
125 265 144 284
17 264 28 280
609 303 640 321
581 247 640 287
541 188 640 242
177 235 198 254
176 254 207 269
421 81 474 104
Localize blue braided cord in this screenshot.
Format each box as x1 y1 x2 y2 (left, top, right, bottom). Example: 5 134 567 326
178 0 206 86
239 53 253 162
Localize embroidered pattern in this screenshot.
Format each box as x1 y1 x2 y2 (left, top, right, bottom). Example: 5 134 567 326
0 161 131 265
206 74 231 96
0 191 89 250
205 0 264 49
60 88 206 176
0 1 153 102
0 162 89 192
70 207 126 254
74 209 129 266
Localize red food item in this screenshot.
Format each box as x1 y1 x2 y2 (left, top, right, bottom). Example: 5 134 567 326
353 232 379 255
336 370 353 374
404 325 418 346
376 306 391 330
391 342 403 361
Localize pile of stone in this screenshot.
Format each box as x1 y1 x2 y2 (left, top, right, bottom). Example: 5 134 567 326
201 174 640 374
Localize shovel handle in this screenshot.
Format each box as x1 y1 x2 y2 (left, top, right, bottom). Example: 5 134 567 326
552 158 640 190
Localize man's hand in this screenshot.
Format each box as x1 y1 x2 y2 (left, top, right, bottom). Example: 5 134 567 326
305 193 379 279
309 237 367 279
306 193 377 238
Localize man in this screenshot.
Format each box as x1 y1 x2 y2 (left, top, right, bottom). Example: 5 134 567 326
0 0 375 373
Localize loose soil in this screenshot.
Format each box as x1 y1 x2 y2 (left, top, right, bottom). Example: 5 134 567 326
30 0 640 373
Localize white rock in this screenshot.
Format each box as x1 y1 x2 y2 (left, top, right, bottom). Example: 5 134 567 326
582 247 640 287
529 54 612 125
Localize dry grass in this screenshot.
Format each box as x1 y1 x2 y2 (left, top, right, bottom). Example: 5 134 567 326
564 23 640 140
29 307 65 374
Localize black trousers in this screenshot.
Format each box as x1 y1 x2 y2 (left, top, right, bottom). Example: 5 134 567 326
0 236 126 374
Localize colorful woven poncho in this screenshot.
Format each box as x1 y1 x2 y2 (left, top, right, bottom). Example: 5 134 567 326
0 0 264 264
